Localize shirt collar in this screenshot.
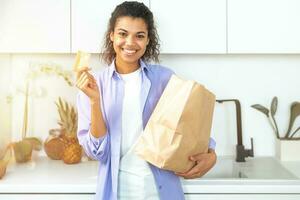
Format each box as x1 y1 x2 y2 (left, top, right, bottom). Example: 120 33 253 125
108 59 149 79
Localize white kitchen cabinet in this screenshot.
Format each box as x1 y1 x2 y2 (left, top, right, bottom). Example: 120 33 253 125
185 194 300 200
228 0 300 53
0 194 94 200
150 0 226 54
71 0 149 53
0 0 70 53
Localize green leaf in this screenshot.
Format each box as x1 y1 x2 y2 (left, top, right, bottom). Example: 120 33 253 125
251 104 269 117
270 96 278 117
285 102 300 138
290 126 300 138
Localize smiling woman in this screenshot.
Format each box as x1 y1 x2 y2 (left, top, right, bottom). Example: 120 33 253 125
109 16 149 74
75 1 216 200
101 1 160 67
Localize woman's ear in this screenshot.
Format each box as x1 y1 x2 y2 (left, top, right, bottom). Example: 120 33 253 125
147 38 150 45
110 31 114 42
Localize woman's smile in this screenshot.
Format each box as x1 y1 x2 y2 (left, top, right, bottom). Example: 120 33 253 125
122 48 138 56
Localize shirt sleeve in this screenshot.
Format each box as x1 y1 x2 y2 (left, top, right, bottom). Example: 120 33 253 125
208 137 216 150
76 91 110 163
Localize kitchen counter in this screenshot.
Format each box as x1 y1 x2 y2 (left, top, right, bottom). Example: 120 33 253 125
182 156 300 194
1 156 300 195
0 156 98 194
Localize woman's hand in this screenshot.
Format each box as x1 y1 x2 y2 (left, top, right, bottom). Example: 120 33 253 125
76 67 100 103
175 149 217 179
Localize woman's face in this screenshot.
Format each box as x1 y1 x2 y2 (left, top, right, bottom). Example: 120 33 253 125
110 16 149 70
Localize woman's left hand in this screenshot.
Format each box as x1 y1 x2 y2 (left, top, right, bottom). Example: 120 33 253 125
175 148 217 179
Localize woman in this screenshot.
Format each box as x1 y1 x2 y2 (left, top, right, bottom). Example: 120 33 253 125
76 1 217 200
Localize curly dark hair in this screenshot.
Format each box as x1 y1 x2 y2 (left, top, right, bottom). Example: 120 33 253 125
101 1 160 65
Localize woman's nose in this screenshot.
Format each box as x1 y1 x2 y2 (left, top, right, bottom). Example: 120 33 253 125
125 35 135 45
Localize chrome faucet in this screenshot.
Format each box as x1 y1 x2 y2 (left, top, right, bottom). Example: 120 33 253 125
216 99 254 162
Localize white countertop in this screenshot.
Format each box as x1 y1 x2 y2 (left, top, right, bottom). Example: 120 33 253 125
182 156 300 194
1 156 300 194
0 156 98 194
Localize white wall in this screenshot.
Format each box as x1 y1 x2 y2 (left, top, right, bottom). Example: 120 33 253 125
160 54 300 157
1 54 300 157
0 54 12 151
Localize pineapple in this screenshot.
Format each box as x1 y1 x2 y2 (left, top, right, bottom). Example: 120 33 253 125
44 97 82 164
55 97 82 164
62 143 82 164
55 97 78 140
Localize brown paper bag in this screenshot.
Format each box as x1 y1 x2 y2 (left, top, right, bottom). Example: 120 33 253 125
134 75 215 173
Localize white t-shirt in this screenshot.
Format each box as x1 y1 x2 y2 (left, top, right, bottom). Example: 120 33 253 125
118 68 159 200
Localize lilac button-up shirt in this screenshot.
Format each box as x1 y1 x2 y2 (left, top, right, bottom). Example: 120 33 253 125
77 60 216 200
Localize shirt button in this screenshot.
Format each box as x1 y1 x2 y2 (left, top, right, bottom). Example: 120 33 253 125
93 150 97 154
95 141 98 146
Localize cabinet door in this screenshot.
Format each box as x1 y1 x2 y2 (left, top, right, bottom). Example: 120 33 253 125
0 0 70 53
228 0 300 53
0 194 94 200
150 0 226 54
71 0 149 53
185 194 300 200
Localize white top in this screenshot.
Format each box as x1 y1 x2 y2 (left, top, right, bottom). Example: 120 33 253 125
119 68 142 157
118 67 159 200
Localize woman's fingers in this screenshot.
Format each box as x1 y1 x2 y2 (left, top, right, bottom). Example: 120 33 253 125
83 71 96 84
82 79 90 91
76 75 89 90
76 72 86 88
75 68 100 100
77 73 89 90
76 66 91 80
78 76 92 90
76 71 97 91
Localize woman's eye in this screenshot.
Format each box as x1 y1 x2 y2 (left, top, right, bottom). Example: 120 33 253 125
137 35 145 39
118 32 126 37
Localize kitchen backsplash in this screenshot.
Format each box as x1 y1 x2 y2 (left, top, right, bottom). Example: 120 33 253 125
1 53 300 157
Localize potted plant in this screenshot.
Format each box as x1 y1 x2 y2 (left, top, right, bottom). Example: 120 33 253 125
0 132 42 179
251 97 300 161
13 78 43 163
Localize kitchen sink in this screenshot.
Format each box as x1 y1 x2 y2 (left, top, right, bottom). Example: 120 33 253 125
199 156 298 179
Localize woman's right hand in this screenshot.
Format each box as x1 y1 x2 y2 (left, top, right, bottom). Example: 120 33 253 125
76 67 100 103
